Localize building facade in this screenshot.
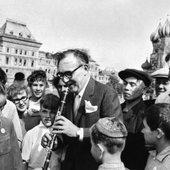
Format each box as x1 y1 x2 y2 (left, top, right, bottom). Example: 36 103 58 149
0 18 109 85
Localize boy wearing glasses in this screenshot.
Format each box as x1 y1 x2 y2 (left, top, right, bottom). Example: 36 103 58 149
8 84 43 135
0 83 23 170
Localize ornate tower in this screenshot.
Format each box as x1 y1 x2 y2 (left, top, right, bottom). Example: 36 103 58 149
150 17 170 70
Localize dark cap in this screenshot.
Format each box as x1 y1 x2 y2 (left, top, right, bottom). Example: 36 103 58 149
118 69 152 87
14 72 25 81
95 117 127 138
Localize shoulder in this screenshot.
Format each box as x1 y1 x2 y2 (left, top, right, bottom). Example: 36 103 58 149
155 92 170 104
1 116 12 125
93 79 115 94
5 99 16 108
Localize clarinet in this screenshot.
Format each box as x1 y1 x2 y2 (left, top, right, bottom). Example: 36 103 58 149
42 86 69 170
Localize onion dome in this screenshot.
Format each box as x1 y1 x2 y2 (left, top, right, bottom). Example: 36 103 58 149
150 22 161 42
141 59 152 70
159 18 170 37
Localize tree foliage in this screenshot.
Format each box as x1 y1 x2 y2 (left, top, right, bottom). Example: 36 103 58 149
106 73 123 95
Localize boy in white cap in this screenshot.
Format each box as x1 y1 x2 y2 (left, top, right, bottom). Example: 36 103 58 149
151 67 170 99
153 53 170 103
90 117 128 170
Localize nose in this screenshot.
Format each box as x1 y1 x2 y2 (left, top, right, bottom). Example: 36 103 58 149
124 84 130 90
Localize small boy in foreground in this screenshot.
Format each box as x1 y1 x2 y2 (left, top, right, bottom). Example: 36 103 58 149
90 117 128 170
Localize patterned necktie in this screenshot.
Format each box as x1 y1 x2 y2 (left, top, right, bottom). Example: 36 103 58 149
73 94 81 118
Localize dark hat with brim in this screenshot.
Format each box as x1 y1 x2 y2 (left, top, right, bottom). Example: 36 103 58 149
118 69 152 87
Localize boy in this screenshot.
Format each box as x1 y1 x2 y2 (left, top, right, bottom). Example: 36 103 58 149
22 93 62 170
27 70 47 116
0 82 23 170
142 103 170 170
90 117 128 170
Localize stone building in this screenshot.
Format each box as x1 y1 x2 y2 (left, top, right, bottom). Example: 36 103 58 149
0 18 42 84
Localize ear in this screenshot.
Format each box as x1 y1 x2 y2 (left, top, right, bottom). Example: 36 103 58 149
84 64 89 71
97 144 104 155
157 128 165 139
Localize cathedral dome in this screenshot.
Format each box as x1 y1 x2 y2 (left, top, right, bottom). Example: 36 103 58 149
159 18 170 37
141 59 152 70
150 22 161 42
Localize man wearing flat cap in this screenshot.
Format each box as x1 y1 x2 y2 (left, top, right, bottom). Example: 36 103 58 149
119 69 151 170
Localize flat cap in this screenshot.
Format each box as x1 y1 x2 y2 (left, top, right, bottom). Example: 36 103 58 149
95 117 127 138
151 67 169 78
119 69 152 87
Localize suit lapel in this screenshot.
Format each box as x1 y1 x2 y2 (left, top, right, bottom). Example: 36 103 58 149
74 77 95 125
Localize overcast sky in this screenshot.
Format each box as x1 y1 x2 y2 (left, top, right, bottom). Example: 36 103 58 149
0 0 170 71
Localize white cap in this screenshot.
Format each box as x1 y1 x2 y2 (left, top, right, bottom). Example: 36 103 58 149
151 67 169 78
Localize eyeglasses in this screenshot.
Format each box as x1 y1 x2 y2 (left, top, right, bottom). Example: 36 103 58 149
57 65 83 80
13 96 28 104
0 100 6 111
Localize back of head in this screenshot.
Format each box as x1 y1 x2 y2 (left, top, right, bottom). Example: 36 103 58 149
27 70 47 87
56 49 90 66
40 93 60 113
14 72 25 81
0 68 7 85
144 103 170 140
91 117 127 154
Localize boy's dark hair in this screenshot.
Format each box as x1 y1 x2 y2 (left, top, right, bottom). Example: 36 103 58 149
0 67 7 85
14 72 25 81
91 117 127 154
55 49 90 67
40 93 60 113
27 70 47 87
7 84 28 101
144 103 170 140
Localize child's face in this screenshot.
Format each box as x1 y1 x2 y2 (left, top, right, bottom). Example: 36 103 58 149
141 118 157 148
90 137 102 163
31 80 46 99
40 106 56 127
13 90 28 113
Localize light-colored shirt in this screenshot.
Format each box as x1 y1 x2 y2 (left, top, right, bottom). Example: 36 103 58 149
2 99 23 146
145 146 170 170
155 92 170 104
28 98 41 114
22 122 60 170
98 162 126 170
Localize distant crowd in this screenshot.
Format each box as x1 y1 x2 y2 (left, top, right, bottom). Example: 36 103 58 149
0 48 170 170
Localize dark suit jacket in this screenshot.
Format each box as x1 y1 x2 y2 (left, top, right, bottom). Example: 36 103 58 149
60 77 122 170
121 99 149 170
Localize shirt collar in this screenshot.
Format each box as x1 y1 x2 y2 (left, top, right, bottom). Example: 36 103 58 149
78 75 90 98
38 121 48 129
150 146 170 162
